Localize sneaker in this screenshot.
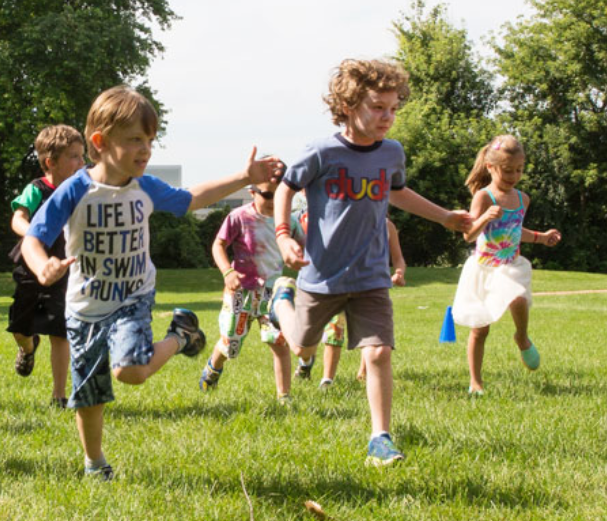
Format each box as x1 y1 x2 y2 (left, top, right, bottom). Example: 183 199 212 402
319 378 333 390
84 464 114 481
521 342 540 371
167 309 206 357
365 434 404 467
294 356 315 380
15 335 40 377
277 393 292 405
269 276 296 328
50 397 69 409
199 359 222 391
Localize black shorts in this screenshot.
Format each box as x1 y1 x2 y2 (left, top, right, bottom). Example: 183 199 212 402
7 282 67 338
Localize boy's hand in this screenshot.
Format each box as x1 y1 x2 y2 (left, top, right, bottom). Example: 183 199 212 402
444 210 473 233
277 236 309 270
38 256 75 286
224 270 245 293
391 269 406 287
245 147 285 185
541 229 562 247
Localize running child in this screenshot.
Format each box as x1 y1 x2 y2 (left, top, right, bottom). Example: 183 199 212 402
199 172 304 401
451 135 561 395
8 125 84 407
22 85 283 480
270 58 471 466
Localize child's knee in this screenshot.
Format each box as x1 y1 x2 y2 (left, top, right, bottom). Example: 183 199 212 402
363 345 392 366
470 326 490 341
113 366 147 385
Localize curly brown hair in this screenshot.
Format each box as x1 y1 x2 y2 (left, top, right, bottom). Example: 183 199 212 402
323 59 410 126
35 125 84 172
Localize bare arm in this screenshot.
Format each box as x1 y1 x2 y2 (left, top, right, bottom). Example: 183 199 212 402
212 236 243 293
187 147 283 211
11 207 31 237
463 191 502 243
386 219 406 286
274 183 309 270
22 235 75 286
521 227 562 247
389 188 471 232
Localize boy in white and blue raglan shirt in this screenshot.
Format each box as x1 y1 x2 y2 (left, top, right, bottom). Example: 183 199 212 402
22 86 283 480
270 59 471 466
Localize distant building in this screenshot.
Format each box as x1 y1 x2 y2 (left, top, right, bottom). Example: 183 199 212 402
146 165 253 219
146 165 182 187
193 187 253 219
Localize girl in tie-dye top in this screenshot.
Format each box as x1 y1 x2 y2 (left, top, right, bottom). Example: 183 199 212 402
452 135 562 395
475 188 525 267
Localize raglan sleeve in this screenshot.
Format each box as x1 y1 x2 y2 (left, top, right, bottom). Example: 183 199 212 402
138 175 193 216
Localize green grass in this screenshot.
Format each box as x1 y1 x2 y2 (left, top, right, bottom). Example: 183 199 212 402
1 267 607 520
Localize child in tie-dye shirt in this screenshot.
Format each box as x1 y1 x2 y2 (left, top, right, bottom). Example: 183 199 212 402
199 176 304 400
452 135 562 395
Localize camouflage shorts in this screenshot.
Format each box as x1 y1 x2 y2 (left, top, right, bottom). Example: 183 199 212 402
321 312 346 348
218 287 284 358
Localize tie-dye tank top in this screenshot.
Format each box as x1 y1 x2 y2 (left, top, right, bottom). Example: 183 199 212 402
476 188 525 267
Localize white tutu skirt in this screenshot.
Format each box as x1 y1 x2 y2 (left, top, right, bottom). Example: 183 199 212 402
452 255 532 328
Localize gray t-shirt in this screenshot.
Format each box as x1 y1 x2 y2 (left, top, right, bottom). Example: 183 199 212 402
284 133 406 294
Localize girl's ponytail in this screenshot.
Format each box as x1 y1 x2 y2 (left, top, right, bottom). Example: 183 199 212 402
465 145 492 194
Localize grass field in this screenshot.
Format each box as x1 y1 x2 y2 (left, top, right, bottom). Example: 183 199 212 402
1 267 607 520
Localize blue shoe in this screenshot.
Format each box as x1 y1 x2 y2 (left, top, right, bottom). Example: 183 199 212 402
365 434 404 467
521 342 540 371
295 356 315 380
168 309 206 357
199 358 222 391
269 277 296 329
84 464 114 481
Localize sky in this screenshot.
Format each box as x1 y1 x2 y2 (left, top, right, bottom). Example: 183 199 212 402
147 0 534 187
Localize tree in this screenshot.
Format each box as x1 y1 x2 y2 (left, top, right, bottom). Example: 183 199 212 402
494 0 607 271
390 1 500 266
0 0 177 268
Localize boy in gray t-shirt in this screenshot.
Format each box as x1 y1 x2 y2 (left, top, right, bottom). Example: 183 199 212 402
270 59 471 466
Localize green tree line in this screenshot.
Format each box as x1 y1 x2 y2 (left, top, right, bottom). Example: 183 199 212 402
2 0 606 271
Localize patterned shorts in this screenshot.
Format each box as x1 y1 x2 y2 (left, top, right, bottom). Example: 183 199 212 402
66 292 156 409
218 287 284 358
321 312 346 348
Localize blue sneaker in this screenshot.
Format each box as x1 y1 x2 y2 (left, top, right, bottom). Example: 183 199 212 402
84 464 114 481
521 342 540 371
269 277 296 329
295 356 315 380
167 309 206 357
365 434 404 467
199 358 223 391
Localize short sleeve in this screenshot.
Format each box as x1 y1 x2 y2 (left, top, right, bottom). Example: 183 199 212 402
11 183 43 215
138 175 193 216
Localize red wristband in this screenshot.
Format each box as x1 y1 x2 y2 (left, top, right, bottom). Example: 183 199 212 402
533 231 539 243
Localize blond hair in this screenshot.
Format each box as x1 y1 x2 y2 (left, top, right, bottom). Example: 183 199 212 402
85 85 158 162
35 125 84 172
323 59 410 126
465 135 525 194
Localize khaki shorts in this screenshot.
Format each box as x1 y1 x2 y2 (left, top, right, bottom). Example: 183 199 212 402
292 287 394 350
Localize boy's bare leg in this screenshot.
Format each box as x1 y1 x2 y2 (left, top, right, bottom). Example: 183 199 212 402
209 343 228 370
270 341 291 396
362 345 392 433
274 299 317 360
322 344 341 381
13 332 35 353
49 335 69 399
113 337 179 385
356 354 367 381
467 326 489 392
76 404 104 461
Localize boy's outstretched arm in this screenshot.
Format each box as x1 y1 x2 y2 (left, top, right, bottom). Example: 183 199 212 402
274 183 309 270
22 235 75 286
387 219 406 286
389 188 472 232
188 147 283 211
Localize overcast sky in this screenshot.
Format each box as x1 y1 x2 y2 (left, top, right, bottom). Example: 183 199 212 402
147 0 534 187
